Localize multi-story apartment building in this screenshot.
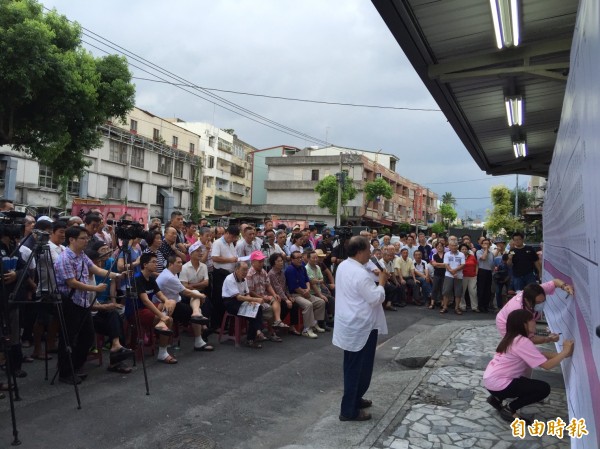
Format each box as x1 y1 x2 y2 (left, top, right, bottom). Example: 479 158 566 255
169 121 254 216
235 145 438 227
0 107 202 220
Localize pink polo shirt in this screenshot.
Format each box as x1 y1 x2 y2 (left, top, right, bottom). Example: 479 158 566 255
483 335 547 391
495 281 556 336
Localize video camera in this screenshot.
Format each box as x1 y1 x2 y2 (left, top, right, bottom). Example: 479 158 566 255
111 219 146 241
0 211 26 239
333 226 353 241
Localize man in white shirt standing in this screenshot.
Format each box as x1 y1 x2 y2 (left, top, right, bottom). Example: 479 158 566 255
333 236 389 422
211 225 240 329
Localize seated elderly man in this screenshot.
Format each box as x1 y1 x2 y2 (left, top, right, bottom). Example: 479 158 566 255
267 253 301 335
305 250 334 330
222 261 265 349
394 247 423 306
156 255 214 352
246 250 289 342
285 251 326 339
378 245 405 309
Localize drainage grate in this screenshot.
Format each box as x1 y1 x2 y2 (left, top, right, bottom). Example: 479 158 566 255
161 433 217 449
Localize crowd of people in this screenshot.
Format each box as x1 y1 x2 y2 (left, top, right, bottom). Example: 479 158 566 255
0 197 571 423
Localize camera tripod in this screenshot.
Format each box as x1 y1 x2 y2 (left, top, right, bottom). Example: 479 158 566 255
2 234 85 446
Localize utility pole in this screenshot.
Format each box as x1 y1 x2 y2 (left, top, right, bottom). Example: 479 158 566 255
336 152 343 227
424 188 429 230
515 174 519 216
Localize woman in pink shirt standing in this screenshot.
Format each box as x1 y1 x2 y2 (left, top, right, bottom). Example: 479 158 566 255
483 309 574 425
495 279 574 344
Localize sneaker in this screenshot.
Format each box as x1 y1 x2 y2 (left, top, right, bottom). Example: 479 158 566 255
499 406 533 426
302 329 318 339
312 324 326 333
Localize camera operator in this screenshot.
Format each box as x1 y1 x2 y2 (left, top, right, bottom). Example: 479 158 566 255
0 227 31 380
30 220 66 359
331 228 352 275
54 226 123 384
260 229 283 271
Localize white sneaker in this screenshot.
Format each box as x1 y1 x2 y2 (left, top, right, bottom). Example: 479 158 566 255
302 329 318 339
312 324 326 333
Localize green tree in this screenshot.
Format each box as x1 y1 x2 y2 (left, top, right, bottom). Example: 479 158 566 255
441 192 457 206
439 203 457 225
364 178 393 202
0 0 135 179
510 187 535 215
314 174 357 216
486 185 524 234
430 222 446 235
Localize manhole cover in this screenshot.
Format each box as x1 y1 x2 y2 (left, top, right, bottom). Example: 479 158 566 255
161 433 216 449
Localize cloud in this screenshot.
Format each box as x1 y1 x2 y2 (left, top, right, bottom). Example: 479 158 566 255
41 0 522 216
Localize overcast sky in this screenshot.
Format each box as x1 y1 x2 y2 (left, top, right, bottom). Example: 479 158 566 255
42 0 525 220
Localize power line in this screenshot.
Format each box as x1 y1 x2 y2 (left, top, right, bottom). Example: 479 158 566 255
422 175 512 185
44 6 332 147
131 76 442 112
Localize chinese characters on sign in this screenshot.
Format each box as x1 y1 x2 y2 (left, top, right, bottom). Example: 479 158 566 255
511 418 588 439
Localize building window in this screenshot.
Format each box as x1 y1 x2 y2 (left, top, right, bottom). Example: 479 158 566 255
156 189 164 206
153 128 160 141
208 136 215 148
208 156 215 168
205 177 213 188
107 176 122 199
131 147 144 168
0 160 6 187
130 119 138 132
172 136 178 148
311 169 319 181
68 177 80 195
157 155 172 175
109 141 128 164
189 142 195 153
38 165 58 189
218 139 232 153
174 160 184 178
205 196 212 209
129 181 142 202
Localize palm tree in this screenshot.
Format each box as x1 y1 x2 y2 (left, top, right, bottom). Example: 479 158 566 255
442 192 456 206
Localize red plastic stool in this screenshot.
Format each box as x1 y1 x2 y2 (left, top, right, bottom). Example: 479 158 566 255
218 312 247 347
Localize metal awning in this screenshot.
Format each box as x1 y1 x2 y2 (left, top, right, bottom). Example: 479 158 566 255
372 0 578 177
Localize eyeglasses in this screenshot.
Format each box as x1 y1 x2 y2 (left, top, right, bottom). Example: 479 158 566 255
77 236 90 241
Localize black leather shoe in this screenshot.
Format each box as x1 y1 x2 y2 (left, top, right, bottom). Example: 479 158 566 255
359 398 373 409
339 410 372 421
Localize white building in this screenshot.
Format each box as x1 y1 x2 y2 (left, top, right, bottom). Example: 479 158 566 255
0 107 202 220
169 121 253 216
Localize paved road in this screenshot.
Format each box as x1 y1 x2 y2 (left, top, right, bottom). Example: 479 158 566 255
0 307 494 449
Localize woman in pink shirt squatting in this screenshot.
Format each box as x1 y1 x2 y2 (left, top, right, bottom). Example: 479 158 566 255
483 309 575 425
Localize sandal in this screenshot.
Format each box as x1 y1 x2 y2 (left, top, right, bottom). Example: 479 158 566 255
454 308 463 315
158 355 178 364
256 333 268 342
427 303 434 309
107 362 132 374
273 320 289 328
194 344 215 352
154 325 174 336
439 308 448 314
190 315 210 325
269 335 283 343
288 328 302 336
246 340 262 349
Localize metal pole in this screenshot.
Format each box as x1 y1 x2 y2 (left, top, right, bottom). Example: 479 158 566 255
515 174 519 216
336 152 342 226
